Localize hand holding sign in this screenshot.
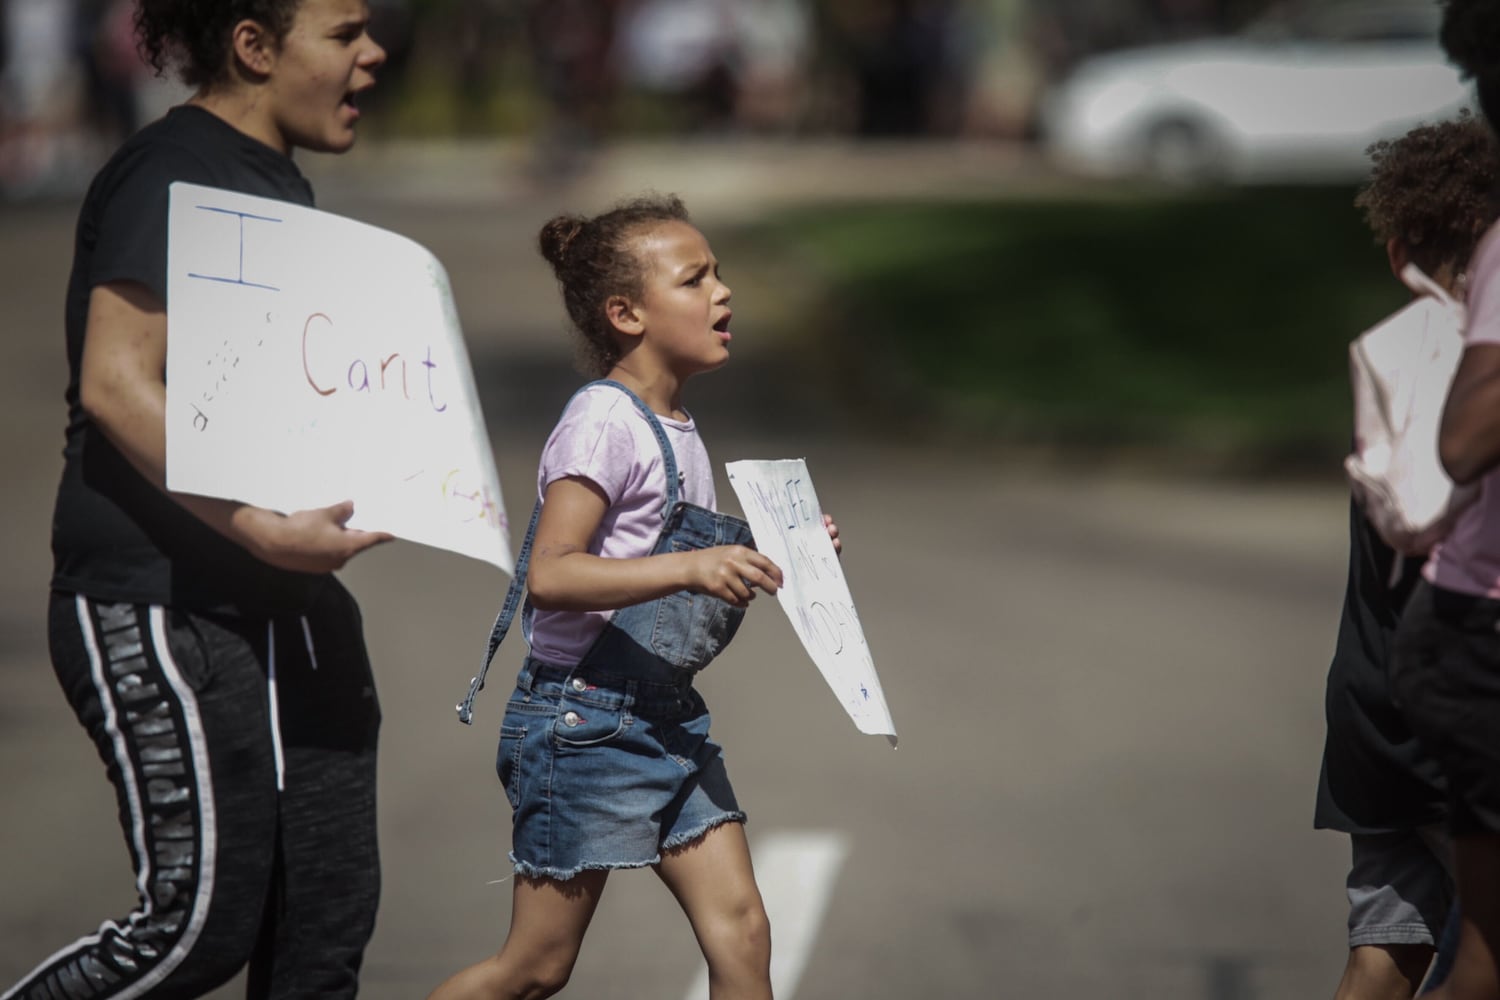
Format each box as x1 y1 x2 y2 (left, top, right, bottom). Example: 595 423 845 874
726 459 896 745
237 498 393 574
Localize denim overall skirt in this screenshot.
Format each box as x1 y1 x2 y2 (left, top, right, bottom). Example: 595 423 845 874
457 381 753 880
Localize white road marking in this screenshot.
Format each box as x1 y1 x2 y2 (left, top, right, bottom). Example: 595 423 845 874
682 829 851 1000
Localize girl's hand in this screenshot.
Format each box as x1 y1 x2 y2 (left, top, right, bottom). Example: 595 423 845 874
685 544 784 607
824 513 842 556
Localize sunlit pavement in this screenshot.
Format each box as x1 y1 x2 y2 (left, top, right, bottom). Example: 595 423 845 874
1 142 1353 999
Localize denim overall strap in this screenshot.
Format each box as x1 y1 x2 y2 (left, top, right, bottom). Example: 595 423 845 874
454 381 680 724
572 385 754 676
456 498 541 724
595 379 680 518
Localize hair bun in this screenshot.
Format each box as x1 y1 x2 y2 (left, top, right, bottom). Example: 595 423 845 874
538 216 586 271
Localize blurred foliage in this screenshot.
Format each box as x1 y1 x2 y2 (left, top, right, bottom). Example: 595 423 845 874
724 185 1404 473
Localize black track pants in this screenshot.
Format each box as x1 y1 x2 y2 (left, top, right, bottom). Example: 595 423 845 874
5 584 380 1000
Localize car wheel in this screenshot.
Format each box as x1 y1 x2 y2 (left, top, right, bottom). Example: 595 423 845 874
1142 119 1225 184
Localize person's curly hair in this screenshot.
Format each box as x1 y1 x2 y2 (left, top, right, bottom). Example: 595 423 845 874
135 0 302 88
1354 112 1500 278
1442 0 1500 128
538 194 693 377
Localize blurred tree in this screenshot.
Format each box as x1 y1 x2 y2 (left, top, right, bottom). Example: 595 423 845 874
333 0 1299 139
523 0 619 173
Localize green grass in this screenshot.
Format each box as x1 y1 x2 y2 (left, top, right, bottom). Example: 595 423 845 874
725 186 1409 472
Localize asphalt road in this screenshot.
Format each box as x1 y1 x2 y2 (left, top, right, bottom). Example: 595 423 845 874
1 141 1354 999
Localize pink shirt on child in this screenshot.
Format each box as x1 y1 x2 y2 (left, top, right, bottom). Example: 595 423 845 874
1426 222 1500 598
527 384 718 665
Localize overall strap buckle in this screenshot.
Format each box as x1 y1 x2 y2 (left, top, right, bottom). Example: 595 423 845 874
455 498 542 725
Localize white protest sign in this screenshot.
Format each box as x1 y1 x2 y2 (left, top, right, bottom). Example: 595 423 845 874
726 459 896 745
165 182 512 574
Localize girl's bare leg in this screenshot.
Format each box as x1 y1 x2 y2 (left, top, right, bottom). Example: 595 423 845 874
655 822 773 1000
427 870 609 1000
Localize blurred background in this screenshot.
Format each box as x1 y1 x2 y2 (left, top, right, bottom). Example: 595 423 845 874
0 0 1464 466
0 1 1475 997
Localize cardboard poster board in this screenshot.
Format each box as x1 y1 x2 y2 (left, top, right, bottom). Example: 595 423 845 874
727 459 896 744
165 182 511 573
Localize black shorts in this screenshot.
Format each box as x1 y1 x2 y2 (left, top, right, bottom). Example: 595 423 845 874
1391 581 1500 837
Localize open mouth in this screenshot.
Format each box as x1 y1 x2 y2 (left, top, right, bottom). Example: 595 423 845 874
712 313 732 334
343 81 376 115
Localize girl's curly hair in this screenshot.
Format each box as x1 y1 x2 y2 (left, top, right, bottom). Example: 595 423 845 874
135 0 303 88
1354 112 1500 277
538 194 693 377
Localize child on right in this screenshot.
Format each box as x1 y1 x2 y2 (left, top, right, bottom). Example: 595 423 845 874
1317 112 1500 1000
432 193 841 1000
1389 5 1500 999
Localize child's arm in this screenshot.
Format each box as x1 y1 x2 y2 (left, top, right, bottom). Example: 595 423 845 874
528 476 784 612
1440 344 1500 484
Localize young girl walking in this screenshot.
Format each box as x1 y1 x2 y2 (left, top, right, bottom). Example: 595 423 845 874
435 194 838 1000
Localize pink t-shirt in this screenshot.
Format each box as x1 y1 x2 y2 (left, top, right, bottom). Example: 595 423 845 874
1426 221 1500 597
527 384 718 665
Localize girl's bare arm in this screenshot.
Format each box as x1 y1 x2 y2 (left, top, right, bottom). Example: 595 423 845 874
527 475 783 612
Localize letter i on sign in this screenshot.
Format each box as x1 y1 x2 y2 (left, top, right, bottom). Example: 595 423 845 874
186 206 283 291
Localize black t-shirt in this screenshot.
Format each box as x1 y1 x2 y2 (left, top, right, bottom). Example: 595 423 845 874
51 105 329 616
1314 498 1447 834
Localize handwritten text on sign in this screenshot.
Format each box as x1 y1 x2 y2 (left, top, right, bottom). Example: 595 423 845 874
726 459 896 744
165 182 512 573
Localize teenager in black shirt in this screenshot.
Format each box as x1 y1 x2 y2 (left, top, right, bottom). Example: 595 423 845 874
6 2 389 997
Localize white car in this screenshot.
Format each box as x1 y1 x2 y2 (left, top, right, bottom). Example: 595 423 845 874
1040 1 1475 182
